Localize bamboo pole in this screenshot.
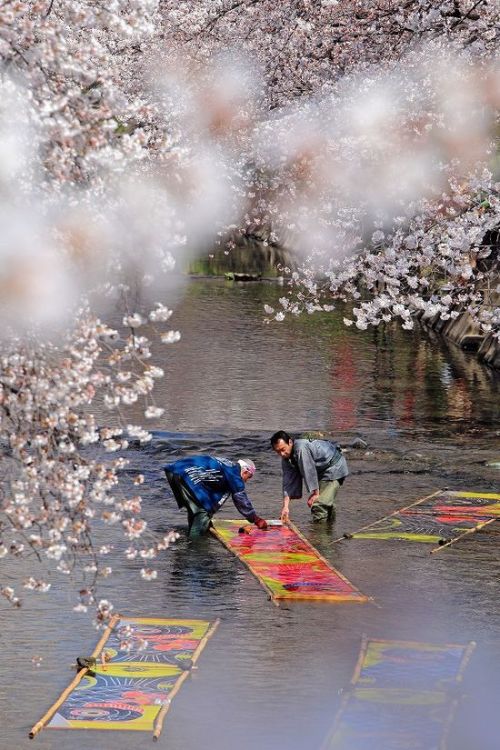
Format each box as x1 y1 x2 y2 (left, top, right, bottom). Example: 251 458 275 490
29 613 121 739
190 618 220 667
152 670 190 742
455 640 476 681
430 517 498 554
319 634 368 750
210 524 280 606
333 490 442 543
349 633 369 685
153 618 220 741
439 640 477 750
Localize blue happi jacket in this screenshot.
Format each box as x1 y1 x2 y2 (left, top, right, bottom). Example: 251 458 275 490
163 455 257 520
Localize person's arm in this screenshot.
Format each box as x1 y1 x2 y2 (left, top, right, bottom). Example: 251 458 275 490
222 461 267 529
232 489 256 521
281 494 290 522
307 490 320 507
296 444 319 506
282 459 302 498
281 458 303 520
232 490 267 528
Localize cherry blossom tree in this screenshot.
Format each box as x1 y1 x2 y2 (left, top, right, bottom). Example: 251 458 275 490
0 1 246 619
1 0 162 181
255 52 500 336
0 0 498 619
162 0 499 338
162 0 499 108
0 312 181 620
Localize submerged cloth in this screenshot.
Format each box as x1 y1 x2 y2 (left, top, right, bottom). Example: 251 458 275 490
163 455 257 522
281 438 348 499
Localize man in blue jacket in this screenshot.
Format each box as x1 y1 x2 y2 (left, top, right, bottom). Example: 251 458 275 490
164 455 268 538
270 431 348 523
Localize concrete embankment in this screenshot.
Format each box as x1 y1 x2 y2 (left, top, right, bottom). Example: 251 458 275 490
418 308 500 370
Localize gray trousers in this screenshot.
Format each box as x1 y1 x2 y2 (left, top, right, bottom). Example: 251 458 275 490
310 479 341 522
165 471 213 538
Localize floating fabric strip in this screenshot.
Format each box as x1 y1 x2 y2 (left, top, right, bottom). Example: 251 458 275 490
211 519 369 603
30 616 218 739
338 491 500 552
325 636 475 750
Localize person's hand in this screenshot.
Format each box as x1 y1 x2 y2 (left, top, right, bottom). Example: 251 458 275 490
307 491 319 508
280 507 290 523
254 516 268 530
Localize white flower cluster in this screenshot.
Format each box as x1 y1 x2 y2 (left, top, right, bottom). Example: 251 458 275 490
163 0 497 111
161 331 182 344
280 173 499 335
0 310 179 616
149 304 173 323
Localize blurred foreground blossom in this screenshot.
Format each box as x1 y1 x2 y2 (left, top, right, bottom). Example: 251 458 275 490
160 2 498 337
257 50 499 336
140 568 158 581
255 48 499 260
1 38 497 338
0 102 239 337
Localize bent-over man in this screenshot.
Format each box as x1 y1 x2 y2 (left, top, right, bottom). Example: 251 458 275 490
270 431 348 523
164 455 267 538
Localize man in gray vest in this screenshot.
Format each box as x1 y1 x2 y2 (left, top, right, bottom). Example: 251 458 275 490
270 431 348 523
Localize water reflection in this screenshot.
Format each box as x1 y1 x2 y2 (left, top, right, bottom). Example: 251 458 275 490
138 279 498 436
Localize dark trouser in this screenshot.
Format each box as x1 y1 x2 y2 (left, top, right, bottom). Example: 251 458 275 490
165 471 213 538
310 479 342 522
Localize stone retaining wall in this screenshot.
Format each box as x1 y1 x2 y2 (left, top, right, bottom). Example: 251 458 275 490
419 309 500 369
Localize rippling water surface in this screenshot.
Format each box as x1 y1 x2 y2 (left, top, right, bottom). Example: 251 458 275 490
1 279 499 750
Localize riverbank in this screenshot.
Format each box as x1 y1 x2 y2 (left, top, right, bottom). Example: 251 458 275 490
418 307 500 370
189 266 500 371
189 236 500 370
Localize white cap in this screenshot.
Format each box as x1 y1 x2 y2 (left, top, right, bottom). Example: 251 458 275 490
237 458 256 477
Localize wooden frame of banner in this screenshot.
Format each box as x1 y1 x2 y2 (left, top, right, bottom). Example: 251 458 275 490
152 617 220 741
211 519 371 604
322 635 476 750
333 490 442 544
30 615 220 741
333 489 500 554
29 613 120 739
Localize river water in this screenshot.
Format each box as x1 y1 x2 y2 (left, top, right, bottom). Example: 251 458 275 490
1 278 499 750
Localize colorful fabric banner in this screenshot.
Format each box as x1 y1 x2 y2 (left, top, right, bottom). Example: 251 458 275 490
341 491 500 551
211 519 369 603
41 617 217 736
325 637 475 750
